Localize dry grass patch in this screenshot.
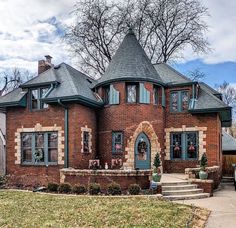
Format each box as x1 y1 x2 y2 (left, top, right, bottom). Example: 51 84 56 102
0 190 205 227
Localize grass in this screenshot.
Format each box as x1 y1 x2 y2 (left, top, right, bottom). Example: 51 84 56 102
0 190 195 228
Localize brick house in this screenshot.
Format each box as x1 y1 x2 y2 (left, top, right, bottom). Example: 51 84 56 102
0 29 232 189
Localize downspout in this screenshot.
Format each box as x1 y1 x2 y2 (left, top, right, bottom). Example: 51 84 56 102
57 99 69 168
191 84 196 109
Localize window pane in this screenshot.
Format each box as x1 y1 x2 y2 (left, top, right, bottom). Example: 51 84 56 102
182 91 189 111
48 149 58 162
48 133 58 148
35 134 44 147
31 89 38 109
127 85 137 103
187 133 197 159
41 88 49 109
104 87 110 105
171 92 178 112
22 134 32 148
22 149 32 162
153 87 158 104
83 131 89 153
113 132 123 153
171 133 182 159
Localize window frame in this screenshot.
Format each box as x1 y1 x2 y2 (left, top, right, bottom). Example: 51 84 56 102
21 131 58 166
30 87 50 110
170 131 198 160
103 85 110 105
126 83 139 103
112 131 123 154
170 90 189 112
153 86 158 105
82 131 90 153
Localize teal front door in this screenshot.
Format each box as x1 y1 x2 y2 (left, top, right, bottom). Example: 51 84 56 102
135 132 151 169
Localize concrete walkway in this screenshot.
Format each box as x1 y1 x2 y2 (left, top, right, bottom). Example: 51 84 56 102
178 183 236 228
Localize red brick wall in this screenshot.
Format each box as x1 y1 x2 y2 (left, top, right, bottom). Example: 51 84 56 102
6 100 97 187
97 82 165 168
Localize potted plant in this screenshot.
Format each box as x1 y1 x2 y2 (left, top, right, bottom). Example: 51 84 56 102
199 153 208 180
152 153 162 182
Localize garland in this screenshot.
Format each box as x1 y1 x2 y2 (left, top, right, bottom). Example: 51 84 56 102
34 148 43 162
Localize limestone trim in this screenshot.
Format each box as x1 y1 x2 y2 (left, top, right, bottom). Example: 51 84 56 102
14 123 64 165
123 121 161 170
164 125 207 160
81 125 92 153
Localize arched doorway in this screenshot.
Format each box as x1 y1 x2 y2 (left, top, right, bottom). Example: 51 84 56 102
135 132 151 169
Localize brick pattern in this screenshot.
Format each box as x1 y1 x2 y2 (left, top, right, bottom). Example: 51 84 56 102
14 123 64 165
164 125 207 160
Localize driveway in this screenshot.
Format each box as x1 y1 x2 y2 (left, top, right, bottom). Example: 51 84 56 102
178 183 236 228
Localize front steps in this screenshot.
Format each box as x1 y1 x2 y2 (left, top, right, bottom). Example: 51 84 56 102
162 180 210 200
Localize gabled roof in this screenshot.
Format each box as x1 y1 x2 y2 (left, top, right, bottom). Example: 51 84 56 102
21 67 59 88
96 28 163 87
153 63 191 85
222 131 236 152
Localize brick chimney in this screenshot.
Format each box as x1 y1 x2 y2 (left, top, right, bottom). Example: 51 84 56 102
38 55 54 74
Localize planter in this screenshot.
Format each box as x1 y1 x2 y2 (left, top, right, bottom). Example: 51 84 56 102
199 170 208 180
152 173 161 182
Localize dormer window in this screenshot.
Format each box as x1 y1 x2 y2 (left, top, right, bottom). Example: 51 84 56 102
126 83 139 103
30 87 49 110
170 91 189 112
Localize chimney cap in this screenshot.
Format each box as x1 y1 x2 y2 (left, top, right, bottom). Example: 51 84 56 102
45 55 53 60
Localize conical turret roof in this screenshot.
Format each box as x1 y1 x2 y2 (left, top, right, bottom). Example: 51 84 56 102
97 28 163 86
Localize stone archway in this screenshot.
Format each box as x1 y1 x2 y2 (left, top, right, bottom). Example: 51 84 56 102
123 121 161 170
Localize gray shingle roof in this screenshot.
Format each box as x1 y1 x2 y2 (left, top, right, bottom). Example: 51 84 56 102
0 88 27 105
153 63 191 85
97 29 163 86
222 131 236 151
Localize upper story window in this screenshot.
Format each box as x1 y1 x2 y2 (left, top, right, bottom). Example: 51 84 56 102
21 132 58 165
104 86 110 105
31 87 49 110
126 83 139 103
83 131 90 153
112 132 123 153
170 132 198 160
153 86 158 105
170 91 189 112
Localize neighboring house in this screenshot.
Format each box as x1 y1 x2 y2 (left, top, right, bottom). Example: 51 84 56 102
222 131 236 176
0 28 232 188
0 112 6 175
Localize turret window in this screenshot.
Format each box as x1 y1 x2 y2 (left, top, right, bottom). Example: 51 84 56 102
126 83 139 103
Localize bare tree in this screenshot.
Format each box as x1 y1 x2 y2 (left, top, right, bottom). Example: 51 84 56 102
64 0 209 77
0 68 34 96
188 68 205 81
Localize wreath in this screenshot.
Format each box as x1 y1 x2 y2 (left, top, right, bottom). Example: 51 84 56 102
34 148 43 162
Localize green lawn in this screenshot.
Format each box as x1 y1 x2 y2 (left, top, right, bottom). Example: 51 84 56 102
0 190 194 227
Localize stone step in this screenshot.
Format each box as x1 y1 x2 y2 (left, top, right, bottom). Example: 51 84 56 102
162 188 203 196
161 181 190 186
163 193 210 201
162 184 198 191
221 176 234 183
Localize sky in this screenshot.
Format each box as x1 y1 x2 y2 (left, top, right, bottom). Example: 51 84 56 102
0 0 236 88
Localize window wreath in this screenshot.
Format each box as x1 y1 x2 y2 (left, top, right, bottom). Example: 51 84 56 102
34 148 44 162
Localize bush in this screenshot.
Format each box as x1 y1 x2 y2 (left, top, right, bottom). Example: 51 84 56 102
200 153 208 170
58 183 72 194
107 182 121 195
72 184 87 194
89 183 101 195
47 182 59 192
0 176 6 187
128 184 141 195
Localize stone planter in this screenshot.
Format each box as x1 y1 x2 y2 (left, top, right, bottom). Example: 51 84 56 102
199 170 208 180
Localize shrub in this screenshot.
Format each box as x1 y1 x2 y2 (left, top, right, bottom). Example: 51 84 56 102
128 184 141 195
0 176 6 188
58 183 72 194
89 183 101 195
72 184 87 194
153 153 161 173
200 153 208 170
47 182 59 192
107 182 121 195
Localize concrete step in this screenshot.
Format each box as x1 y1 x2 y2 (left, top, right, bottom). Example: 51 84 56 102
162 188 203 196
162 184 198 191
161 181 190 186
163 193 210 201
221 176 234 183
